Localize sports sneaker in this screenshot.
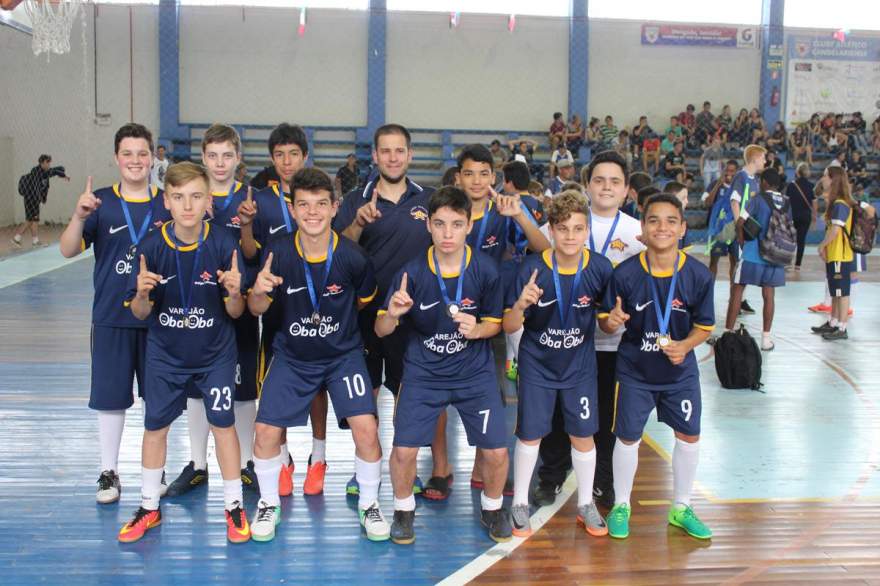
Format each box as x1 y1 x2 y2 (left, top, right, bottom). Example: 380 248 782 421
532 480 562 507
96 470 121 504
359 501 391 541
165 461 207 497
32 240 47 248
346 474 360 496
413 476 424 495
592 484 615 510
481 508 513 542
808 303 832 313
606 503 631 539
739 299 756 315
391 510 416 545
668 504 712 540
251 499 281 542
225 502 251 543
510 503 532 537
278 455 294 497
577 501 608 537
241 460 259 490
118 507 161 542
303 456 327 496
10 238 22 249
505 359 518 381
811 321 836 334
761 341 775 351
822 328 848 341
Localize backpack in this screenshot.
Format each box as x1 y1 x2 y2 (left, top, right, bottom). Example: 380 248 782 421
17 173 28 196
714 325 763 391
758 193 797 266
844 203 878 255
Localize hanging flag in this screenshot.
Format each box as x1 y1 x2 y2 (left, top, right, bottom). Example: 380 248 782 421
298 7 307 37
832 28 848 43
449 11 460 29
508 14 516 33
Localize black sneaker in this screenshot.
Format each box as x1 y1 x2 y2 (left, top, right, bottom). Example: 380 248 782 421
592 484 615 510
391 510 415 545
241 460 259 490
739 300 756 315
165 461 208 497
811 321 836 334
480 508 513 542
96 470 121 504
532 480 562 507
822 328 848 341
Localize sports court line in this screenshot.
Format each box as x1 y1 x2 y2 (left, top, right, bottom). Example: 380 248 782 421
436 472 577 586
0 246 91 290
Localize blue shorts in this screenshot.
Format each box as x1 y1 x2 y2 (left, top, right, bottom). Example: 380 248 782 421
827 261 854 297
256 349 376 429
89 325 146 411
516 380 598 441
393 376 507 449
612 381 701 441
734 259 785 287
257 322 280 397
144 362 237 431
710 239 739 259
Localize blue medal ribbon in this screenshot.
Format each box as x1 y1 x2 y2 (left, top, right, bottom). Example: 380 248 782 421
551 252 585 325
588 211 621 256
474 201 492 251
432 246 467 315
277 184 293 234
171 222 205 328
214 182 237 215
299 232 335 321
645 252 680 339
118 190 153 248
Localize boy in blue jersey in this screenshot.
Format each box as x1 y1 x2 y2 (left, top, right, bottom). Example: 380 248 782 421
247 168 389 542
598 193 715 541
165 124 262 496
376 187 511 544
119 162 249 543
724 169 790 351
705 160 740 281
59 123 171 505
729 145 767 316
236 123 330 497
504 191 614 538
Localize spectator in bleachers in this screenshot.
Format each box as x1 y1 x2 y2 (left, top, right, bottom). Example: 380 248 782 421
731 108 751 147
872 115 880 153
631 115 653 159
785 162 816 271
622 171 653 218
717 104 733 131
660 130 677 156
528 179 548 208
833 150 848 170
615 130 633 166
641 132 661 175
335 153 359 198
848 150 869 189
545 159 575 197
549 142 574 178
489 139 508 172
749 108 767 143
599 115 619 149
700 134 724 189
765 151 785 177
441 165 459 187
508 138 543 183
666 115 685 141
848 112 868 152
789 124 813 167
586 117 601 151
678 104 696 133
663 141 687 182
695 101 715 147
235 161 249 186
565 114 584 157
549 112 566 149
808 113 822 147
767 122 787 154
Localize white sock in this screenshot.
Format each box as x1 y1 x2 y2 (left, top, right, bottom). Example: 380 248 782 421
254 453 282 507
672 438 700 507
612 438 640 506
505 328 523 362
481 492 503 511
571 446 597 508
13 234 21 243
187 398 210 470
838 321 848 331
394 494 416 512
311 438 327 464
355 455 381 509
280 442 290 465
97 410 125 472
513 440 540 506
223 478 243 510
830 317 840 327
762 331 771 346
234 400 256 467
141 466 164 510
32 237 39 245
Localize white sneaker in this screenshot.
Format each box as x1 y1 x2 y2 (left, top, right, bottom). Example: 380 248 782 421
251 499 281 542
96 470 121 504
10 237 22 248
359 500 390 541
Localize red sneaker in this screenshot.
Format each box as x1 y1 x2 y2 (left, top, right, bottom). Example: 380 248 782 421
118 507 161 543
278 455 294 497
808 303 832 313
303 457 327 496
226 503 251 543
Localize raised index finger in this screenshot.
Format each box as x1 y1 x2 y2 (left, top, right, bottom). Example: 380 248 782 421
85 175 93 194
615 296 623 310
399 272 408 293
139 254 147 274
527 269 538 285
262 252 274 272
370 187 379 206
230 249 239 271
246 185 253 203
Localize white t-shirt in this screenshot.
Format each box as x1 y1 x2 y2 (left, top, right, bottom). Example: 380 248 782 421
151 157 169 190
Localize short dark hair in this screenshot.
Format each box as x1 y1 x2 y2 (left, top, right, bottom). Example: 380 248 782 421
502 161 531 190
642 192 684 220
725 159 739 168
637 186 661 208
268 123 309 157
441 166 459 187
664 181 687 194
585 150 629 185
429 186 472 220
114 123 154 154
703 101 711 107
490 139 501 147
759 168 784 192
38 154 52 164
374 123 412 150
629 171 653 193
553 112 563 120
291 167 335 202
457 144 494 169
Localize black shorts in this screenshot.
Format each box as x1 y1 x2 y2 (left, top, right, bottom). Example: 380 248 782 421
359 301 406 394
24 195 41 222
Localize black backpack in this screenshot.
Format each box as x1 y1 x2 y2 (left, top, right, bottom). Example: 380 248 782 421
844 203 878 255
714 325 763 391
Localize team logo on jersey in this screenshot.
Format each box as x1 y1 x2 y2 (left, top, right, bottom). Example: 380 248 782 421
153 220 164 228
324 283 344 296
459 298 476 310
572 294 592 309
482 235 499 249
200 271 213 282
230 216 241 226
410 206 428 221
609 238 627 252
672 298 687 312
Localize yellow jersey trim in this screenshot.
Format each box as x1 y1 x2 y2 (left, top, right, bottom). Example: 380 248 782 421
471 199 493 221
376 309 388 316
161 220 210 251
427 245 473 277
541 248 590 274
359 287 378 305
638 250 686 276
295 231 339 263
694 323 715 332
482 316 502 323
113 183 157 203
272 184 293 204
597 312 610 319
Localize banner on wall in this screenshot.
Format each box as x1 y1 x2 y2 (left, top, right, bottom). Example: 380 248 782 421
640 23 757 48
785 36 880 125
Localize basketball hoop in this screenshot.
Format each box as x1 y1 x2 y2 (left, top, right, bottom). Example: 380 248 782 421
23 0 83 58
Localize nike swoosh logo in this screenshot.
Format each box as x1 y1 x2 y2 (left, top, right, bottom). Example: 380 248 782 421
159 275 176 284
287 286 306 294
635 301 653 312
537 299 557 307
269 225 286 234
419 301 440 310
109 225 129 234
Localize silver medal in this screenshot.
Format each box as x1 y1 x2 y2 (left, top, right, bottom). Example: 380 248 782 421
446 302 460 317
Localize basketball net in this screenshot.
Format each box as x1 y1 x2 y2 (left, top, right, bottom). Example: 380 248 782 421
24 0 82 58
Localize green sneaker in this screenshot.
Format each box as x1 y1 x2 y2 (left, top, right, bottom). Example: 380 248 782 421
668 504 712 540
505 359 518 381
606 503 630 539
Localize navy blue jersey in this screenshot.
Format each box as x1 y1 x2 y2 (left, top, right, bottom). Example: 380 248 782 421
125 221 244 372
334 178 434 297
730 170 759 208
742 191 790 265
467 198 543 265
260 231 377 362
209 181 259 287
505 249 613 386
82 184 171 328
252 184 295 249
381 246 503 389
600 252 714 390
